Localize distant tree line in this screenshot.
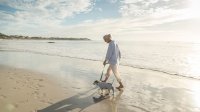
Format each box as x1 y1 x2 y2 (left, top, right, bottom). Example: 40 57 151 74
0 33 90 40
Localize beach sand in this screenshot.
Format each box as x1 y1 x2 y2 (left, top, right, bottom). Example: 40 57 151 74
0 65 70 112
0 65 123 112
0 52 200 112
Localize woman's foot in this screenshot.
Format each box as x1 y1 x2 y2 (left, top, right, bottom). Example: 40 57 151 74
116 82 124 91
116 85 123 91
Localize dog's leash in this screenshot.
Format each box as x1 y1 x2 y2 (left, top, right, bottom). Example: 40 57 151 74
99 65 116 84
100 65 105 81
111 79 115 85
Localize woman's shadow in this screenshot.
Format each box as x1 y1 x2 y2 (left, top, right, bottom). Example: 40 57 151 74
37 88 98 112
37 88 124 112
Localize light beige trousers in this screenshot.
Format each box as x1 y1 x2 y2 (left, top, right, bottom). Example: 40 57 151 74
105 64 122 83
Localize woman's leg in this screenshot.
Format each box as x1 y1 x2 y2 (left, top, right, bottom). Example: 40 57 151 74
110 64 123 89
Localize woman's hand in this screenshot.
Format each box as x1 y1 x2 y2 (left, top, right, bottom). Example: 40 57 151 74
103 60 107 66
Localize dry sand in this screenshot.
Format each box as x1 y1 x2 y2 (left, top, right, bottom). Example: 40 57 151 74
0 65 71 112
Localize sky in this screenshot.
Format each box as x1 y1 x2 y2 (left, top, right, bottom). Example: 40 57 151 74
0 0 200 41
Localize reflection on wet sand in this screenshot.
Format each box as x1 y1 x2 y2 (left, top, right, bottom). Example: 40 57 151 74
92 90 124 112
110 90 124 112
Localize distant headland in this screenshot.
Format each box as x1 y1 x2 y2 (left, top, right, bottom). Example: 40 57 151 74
0 33 91 41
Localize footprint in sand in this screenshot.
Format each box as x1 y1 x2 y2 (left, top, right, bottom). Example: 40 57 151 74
39 99 53 105
37 84 44 88
47 101 54 105
38 79 44 82
0 94 7 99
9 77 14 80
32 91 41 99
34 95 40 99
31 110 37 112
26 78 30 81
72 87 81 89
39 99 46 103
13 87 17 90
35 87 39 91
42 93 47 97
33 91 39 95
19 100 26 104
14 103 18 108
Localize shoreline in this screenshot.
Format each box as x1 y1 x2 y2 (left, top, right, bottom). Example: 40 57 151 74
0 48 199 81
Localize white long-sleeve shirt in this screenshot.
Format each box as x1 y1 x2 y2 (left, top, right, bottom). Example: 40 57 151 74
105 40 121 65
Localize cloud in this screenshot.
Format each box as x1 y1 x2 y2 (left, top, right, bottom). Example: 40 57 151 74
96 7 102 12
109 0 118 3
0 0 95 36
0 0 95 29
119 0 189 17
0 0 199 41
0 10 15 21
1 0 94 19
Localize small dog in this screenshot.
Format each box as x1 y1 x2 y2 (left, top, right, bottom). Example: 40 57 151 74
93 80 114 96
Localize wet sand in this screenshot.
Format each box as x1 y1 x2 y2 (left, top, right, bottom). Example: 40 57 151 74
0 51 200 112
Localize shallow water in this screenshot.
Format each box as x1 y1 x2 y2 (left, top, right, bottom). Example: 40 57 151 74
1 40 200 79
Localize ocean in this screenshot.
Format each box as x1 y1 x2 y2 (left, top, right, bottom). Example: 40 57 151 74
0 39 200 80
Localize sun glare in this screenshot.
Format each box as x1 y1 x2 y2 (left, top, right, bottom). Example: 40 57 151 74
188 0 200 18
189 82 200 109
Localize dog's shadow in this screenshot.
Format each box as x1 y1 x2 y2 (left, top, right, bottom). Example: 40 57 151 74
37 88 98 112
